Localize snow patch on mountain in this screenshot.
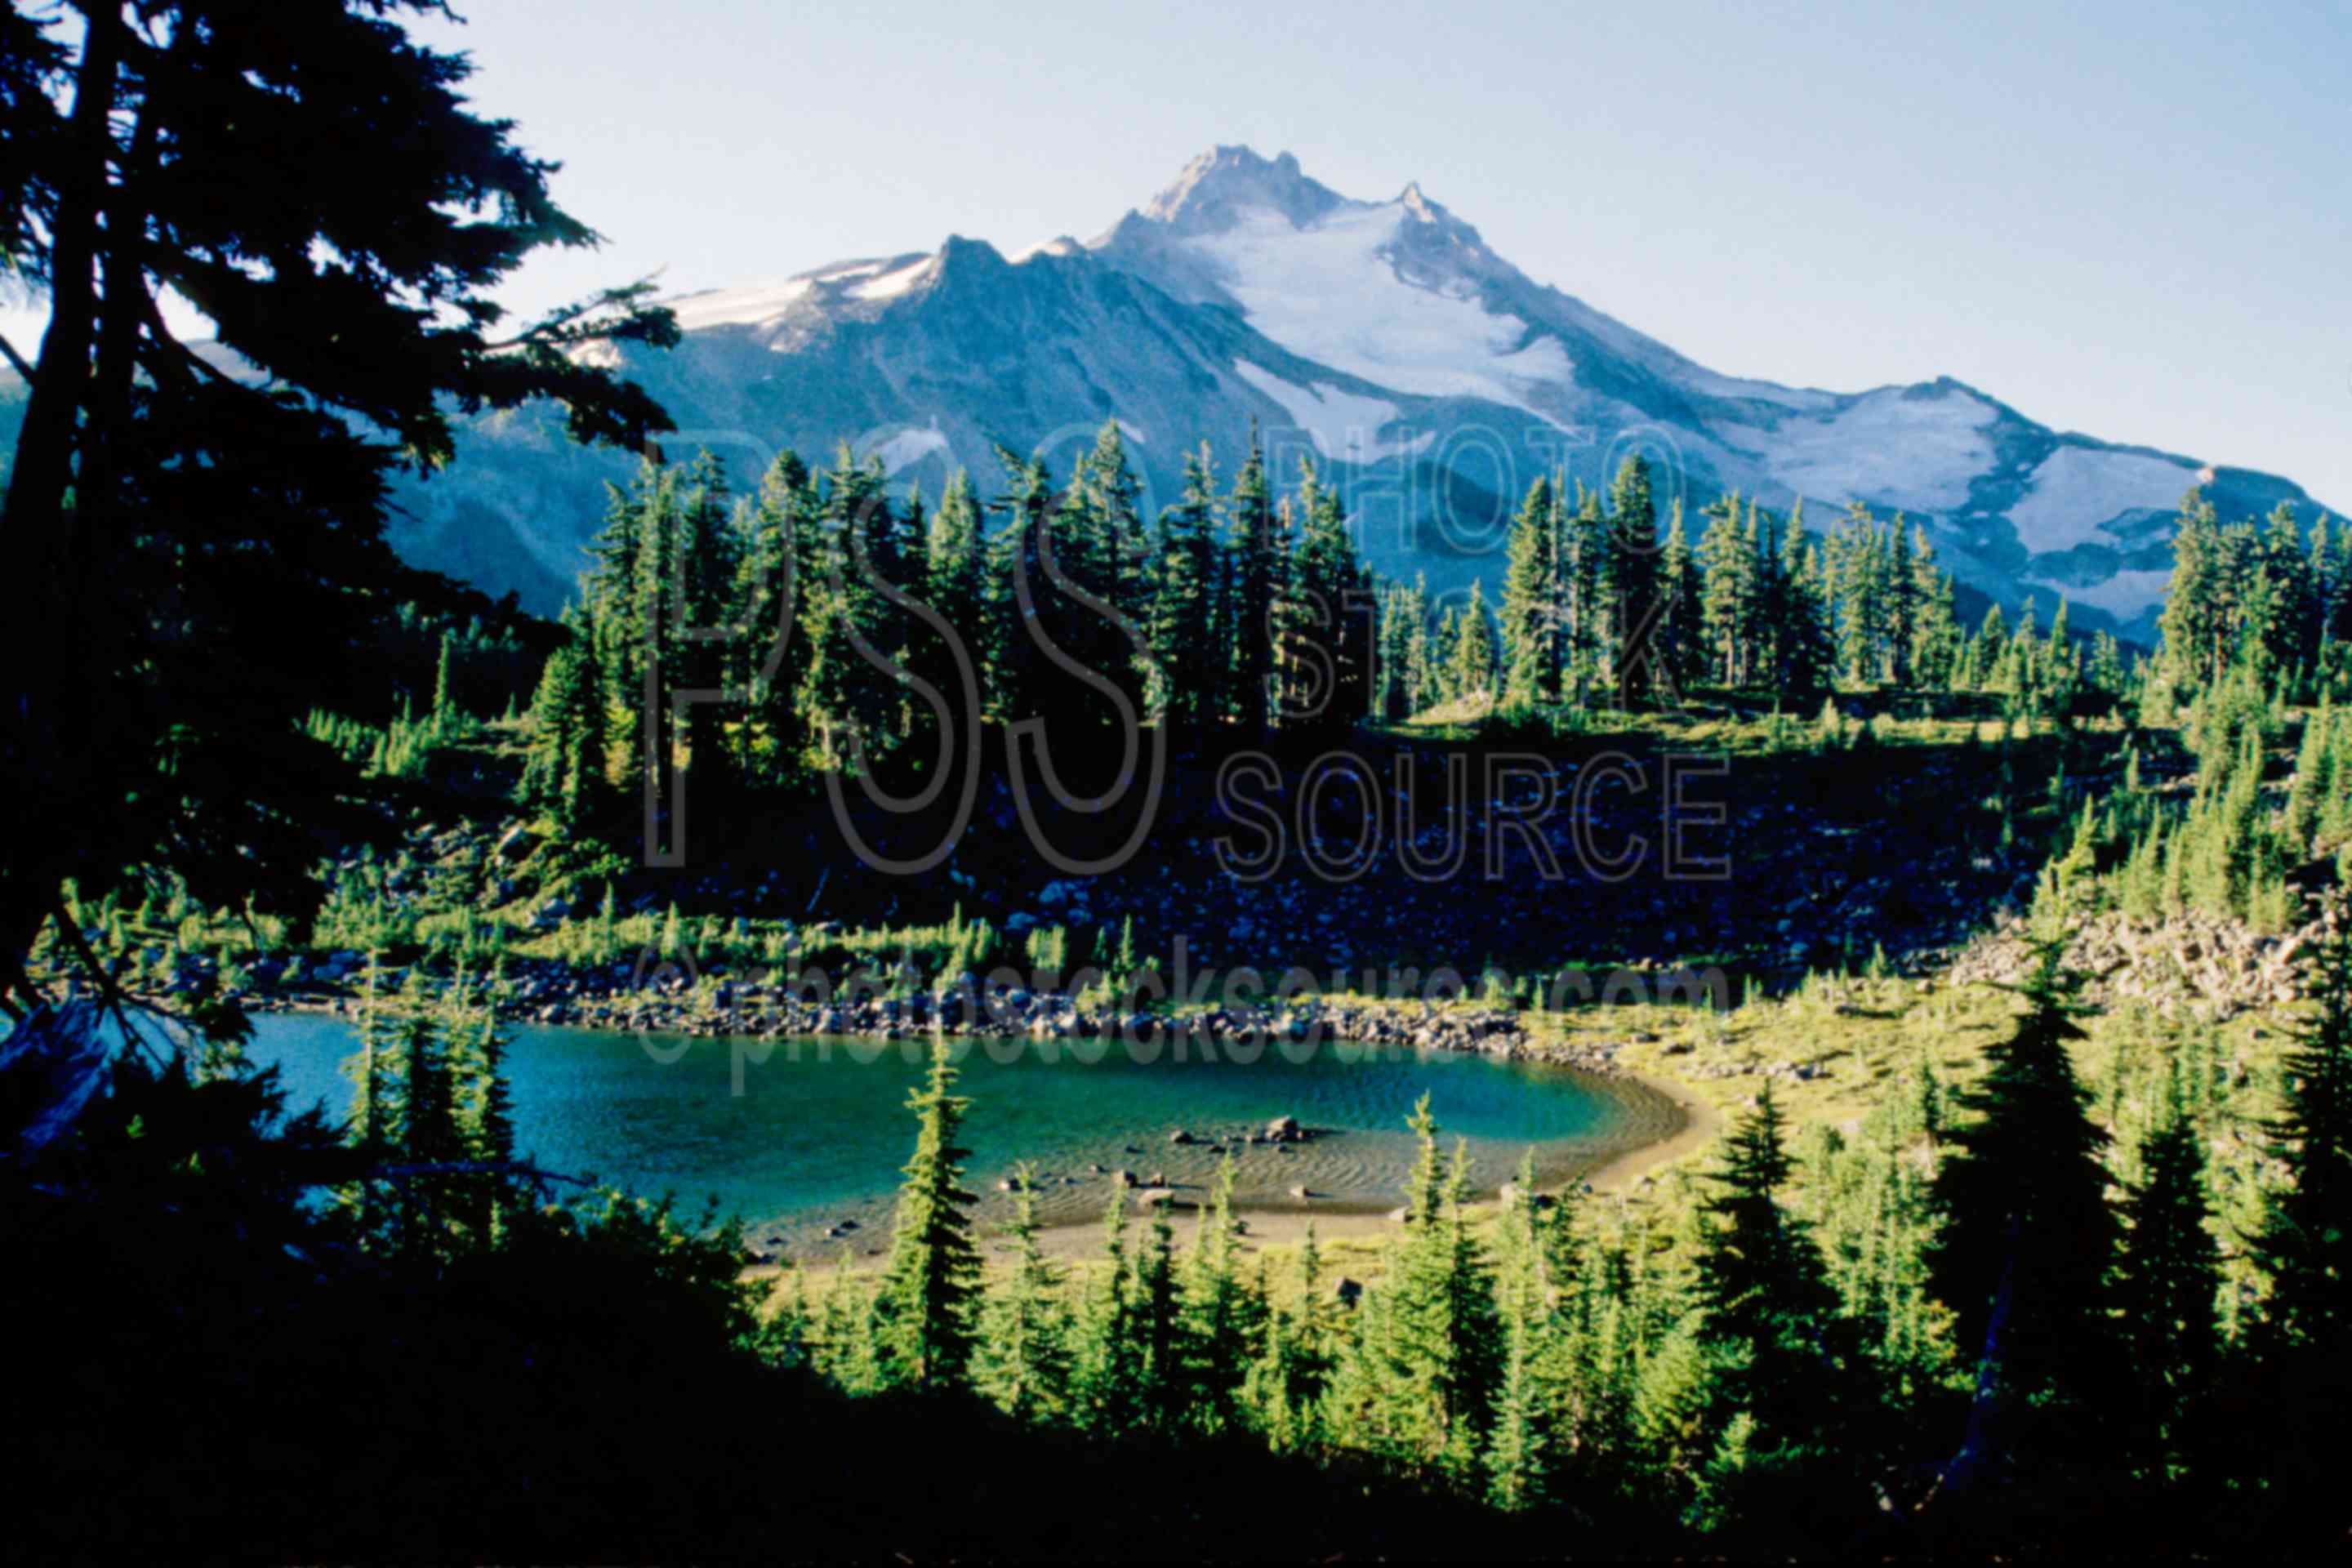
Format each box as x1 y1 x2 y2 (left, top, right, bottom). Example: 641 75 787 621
1232 361 1434 464
1755 385 2001 514
865 423 951 474
850 256 932 302
2006 445 2200 554
1188 204 1575 415
1010 234 1086 262
2028 566 2174 620
666 279 813 331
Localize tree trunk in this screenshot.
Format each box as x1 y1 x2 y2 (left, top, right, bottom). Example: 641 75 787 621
1937 1223 2022 1505
0 8 124 1000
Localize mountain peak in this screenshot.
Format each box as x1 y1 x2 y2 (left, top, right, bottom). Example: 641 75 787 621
1397 178 1448 220
1136 144 1346 235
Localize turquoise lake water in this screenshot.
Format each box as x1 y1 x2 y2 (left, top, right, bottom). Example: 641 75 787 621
246 1011 1668 1254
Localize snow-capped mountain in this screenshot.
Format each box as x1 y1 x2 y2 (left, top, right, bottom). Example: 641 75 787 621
385 145 2332 635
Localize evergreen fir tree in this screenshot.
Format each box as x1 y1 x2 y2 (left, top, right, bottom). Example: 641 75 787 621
1659 497 1704 697
974 1164 1075 1423
1696 492 1757 687
2113 1089 2221 1482
1148 444 1222 740
1287 460 1374 728
1132 1196 1186 1435
517 615 608 832
872 1039 983 1390
1928 932 2123 1490
2251 923 2352 1351
1352 1099 1499 1482
1499 477 1559 712
1180 1157 1263 1433
1693 1084 1853 1446
1606 455 1662 705
1450 581 1498 706
1074 1187 1143 1434
1227 426 1281 736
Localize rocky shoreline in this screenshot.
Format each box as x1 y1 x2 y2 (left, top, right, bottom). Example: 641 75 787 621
247 949 1658 1076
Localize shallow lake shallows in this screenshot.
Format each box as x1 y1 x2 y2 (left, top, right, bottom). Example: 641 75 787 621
247 1013 1675 1252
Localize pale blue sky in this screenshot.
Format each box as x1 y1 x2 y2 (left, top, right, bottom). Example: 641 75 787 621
12 1 2349 507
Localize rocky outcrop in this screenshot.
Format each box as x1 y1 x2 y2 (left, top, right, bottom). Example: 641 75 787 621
1949 901 2343 1022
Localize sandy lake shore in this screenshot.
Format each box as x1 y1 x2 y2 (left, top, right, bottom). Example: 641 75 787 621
751 1062 1720 1275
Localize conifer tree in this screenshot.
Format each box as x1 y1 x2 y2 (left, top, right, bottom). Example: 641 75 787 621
983 450 1054 727
2113 1089 2221 1481
336 954 395 1241
518 616 607 832
2284 700 2336 855
1606 455 1661 705
2251 923 2352 1351
448 992 516 1168
1910 524 1962 688
2159 492 2230 697
1928 933 2123 1490
1284 1220 1342 1448
1350 1098 1498 1481
872 1039 983 1391
800 445 905 772
1499 477 1559 712
1241 1261 1307 1450
1376 581 1423 719
974 1164 1075 1423
1079 419 1151 623
392 978 466 1172
430 629 457 735
1287 461 1374 728
1486 1281 1550 1512
1432 604 1462 703
915 466 987 735
445 977 521 1242
1450 581 1498 706
1560 484 1610 695
1771 501 1834 695
1659 497 1704 697
1696 493 1757 686
759 450 825 763
1074 1187 1143 1434
1400 573 1437 715
1631 1318 1713 1503
1148 444 1222 740
582 461 662 789
1485 1154 1562 1511
0 0 679 996
1694 1085 1850 1440
1227 426 1281 736
1180 1157 1263 1433
1886 515 1918 684
1132 1196 1186 1435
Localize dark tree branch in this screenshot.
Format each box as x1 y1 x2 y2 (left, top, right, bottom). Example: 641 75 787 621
47 899 167 1067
